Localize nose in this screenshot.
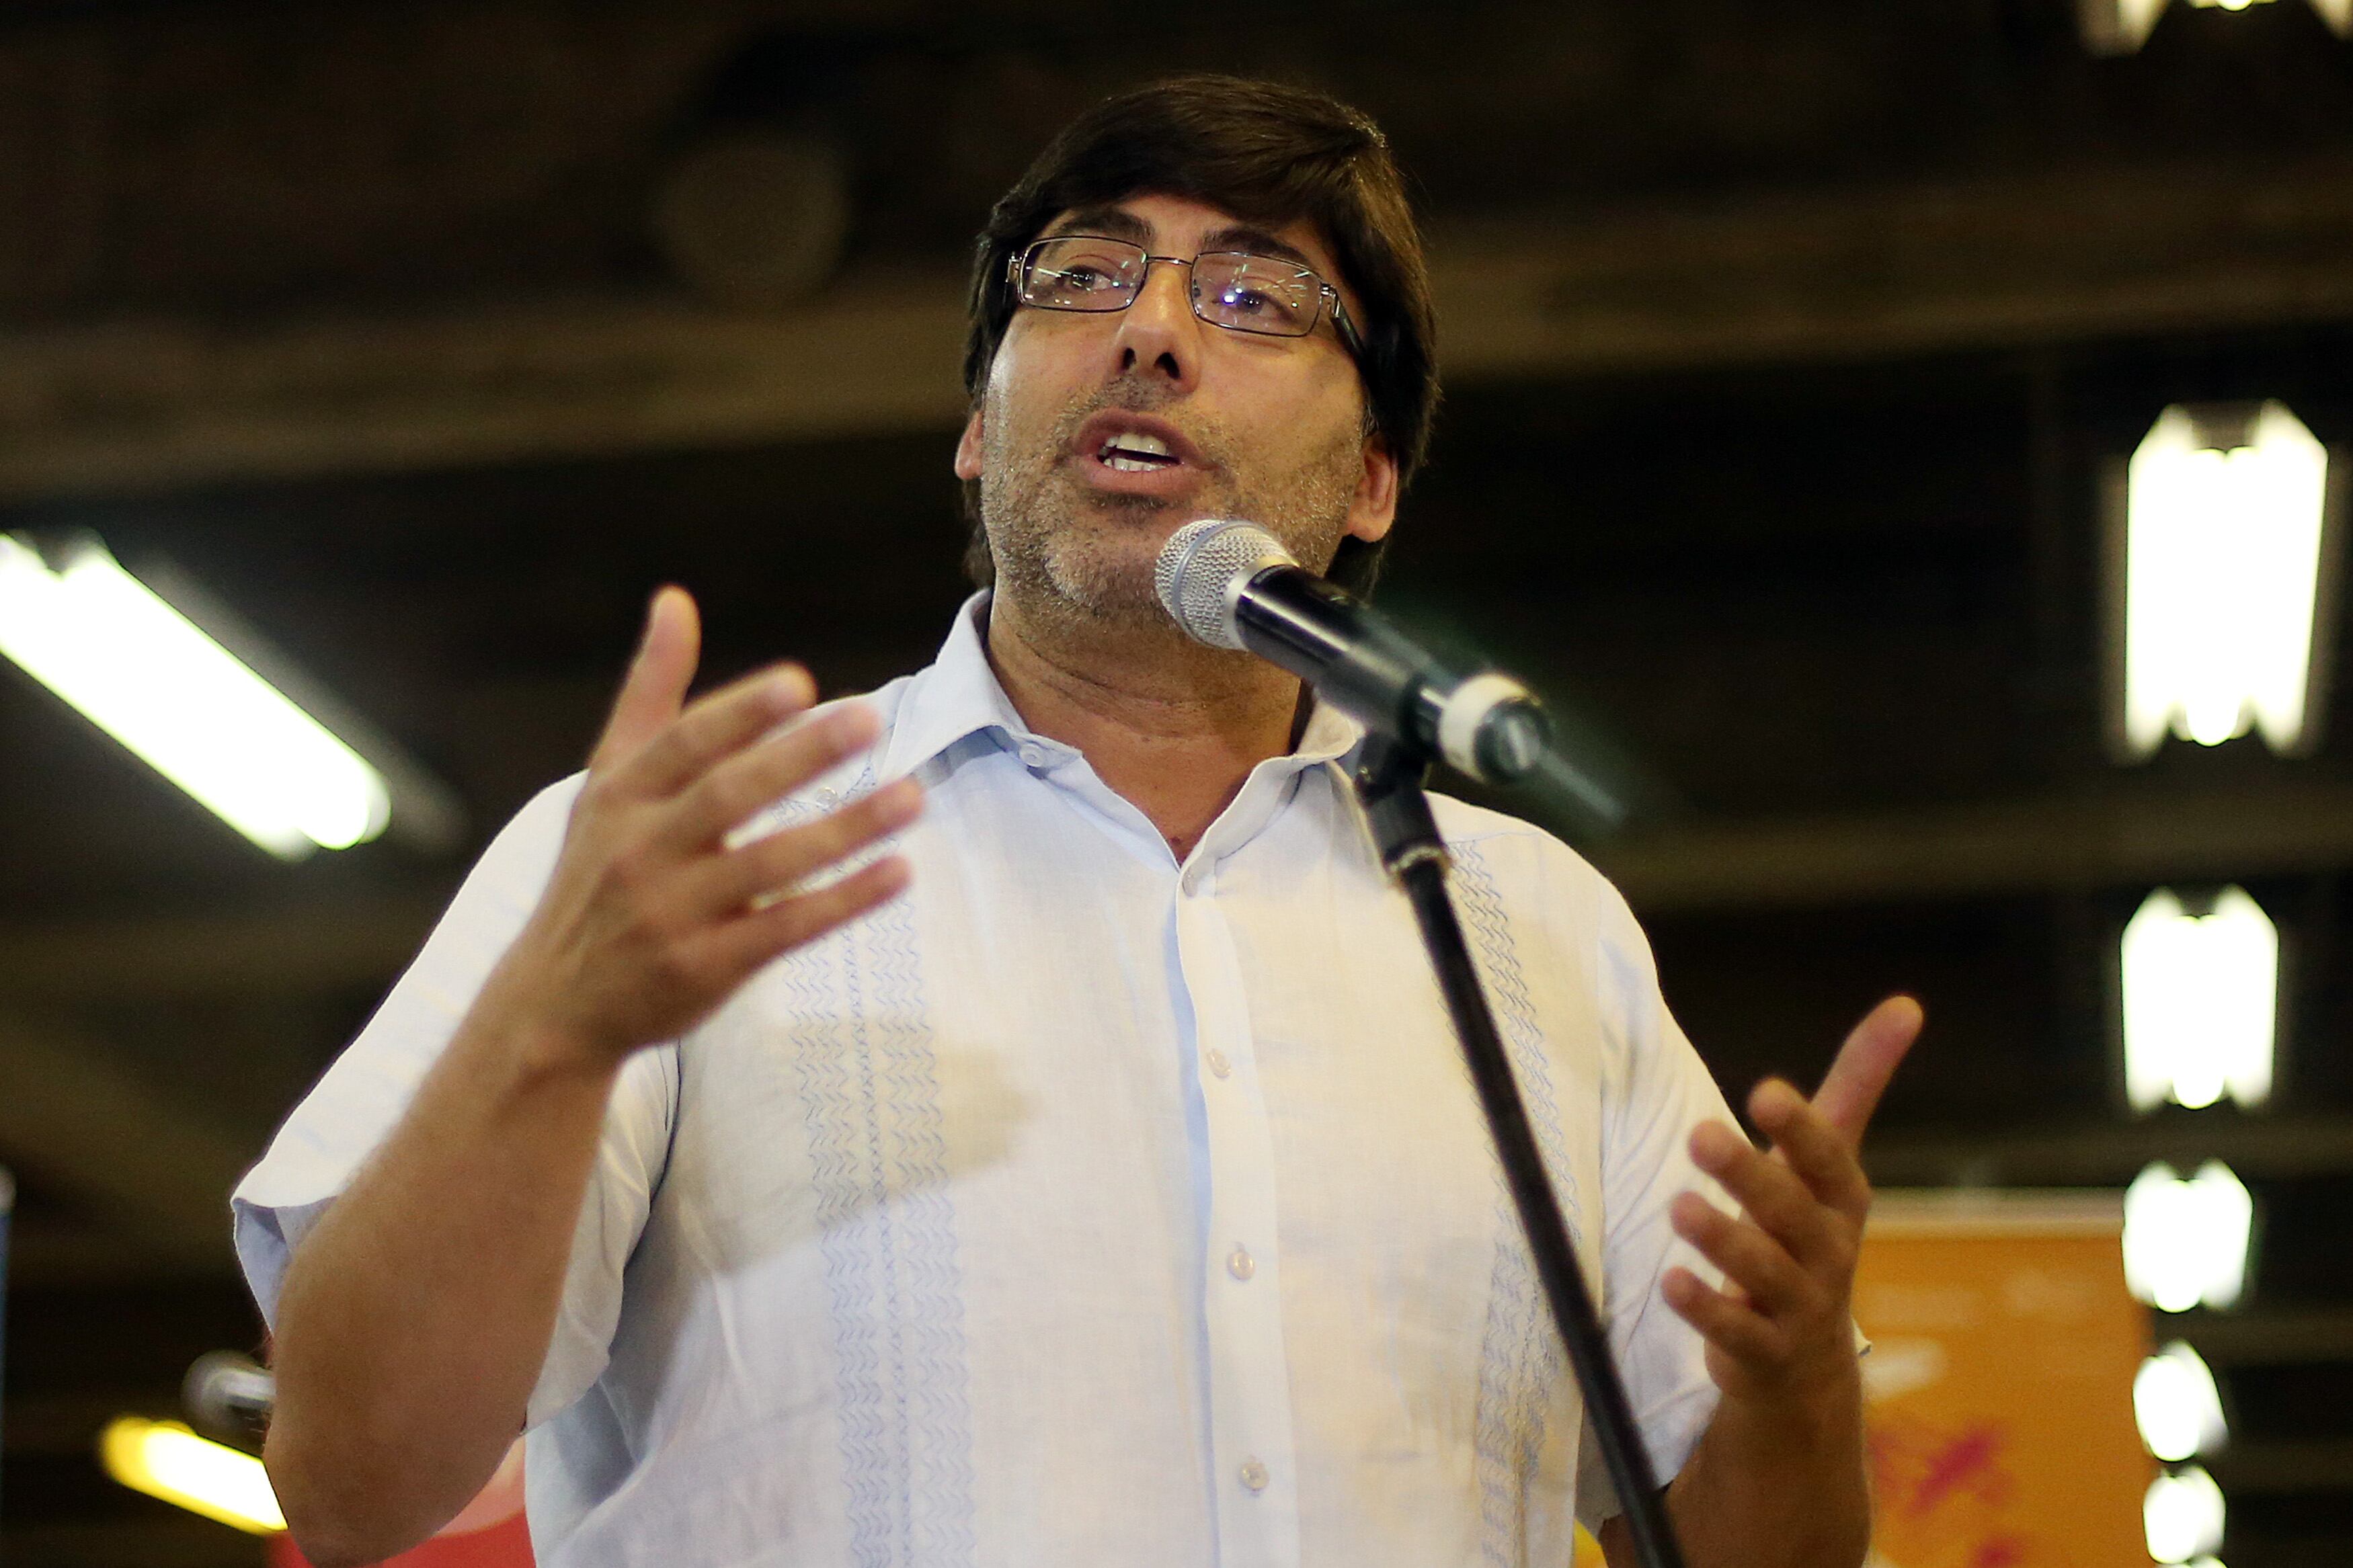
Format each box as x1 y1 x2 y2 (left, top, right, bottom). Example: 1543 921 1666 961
1106 256 1203 393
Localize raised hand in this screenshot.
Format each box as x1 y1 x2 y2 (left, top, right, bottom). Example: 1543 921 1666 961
487 587 920 1069
1661 995 1923 1405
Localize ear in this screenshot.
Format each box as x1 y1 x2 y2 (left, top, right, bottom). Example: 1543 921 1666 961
953 407 986 481
1344 433 1400 544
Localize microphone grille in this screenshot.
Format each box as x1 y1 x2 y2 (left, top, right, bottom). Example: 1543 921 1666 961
1154 519 1295 649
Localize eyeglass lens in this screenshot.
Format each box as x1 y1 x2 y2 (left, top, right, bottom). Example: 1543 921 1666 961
1020 237 1326 338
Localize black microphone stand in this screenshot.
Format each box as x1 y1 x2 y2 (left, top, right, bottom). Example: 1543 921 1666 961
1351 735 1687 1568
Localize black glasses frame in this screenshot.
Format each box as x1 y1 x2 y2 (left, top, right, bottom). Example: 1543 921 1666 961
1008 236 1365 361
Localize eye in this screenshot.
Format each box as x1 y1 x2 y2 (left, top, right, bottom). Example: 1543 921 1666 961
1028 239 1141 302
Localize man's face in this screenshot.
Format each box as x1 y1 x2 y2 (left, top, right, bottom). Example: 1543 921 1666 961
955 192 1397 633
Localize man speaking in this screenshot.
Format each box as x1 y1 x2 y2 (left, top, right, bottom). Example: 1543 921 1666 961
234 75 1920 1568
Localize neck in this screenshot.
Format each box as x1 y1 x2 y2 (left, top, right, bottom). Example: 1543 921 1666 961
984 587 1304 860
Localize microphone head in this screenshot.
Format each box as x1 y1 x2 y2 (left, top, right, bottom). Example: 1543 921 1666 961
184 1350 276 1432
1154 519 1295 649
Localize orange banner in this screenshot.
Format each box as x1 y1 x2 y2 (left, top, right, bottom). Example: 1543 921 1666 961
1856 1190 2153 1568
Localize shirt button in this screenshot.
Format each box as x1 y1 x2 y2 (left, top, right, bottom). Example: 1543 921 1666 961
815 788 838 808
1238 1458 1269 1493
1227 1246 1256 1282
1017 745 1045 768
1204 1048 1232 1079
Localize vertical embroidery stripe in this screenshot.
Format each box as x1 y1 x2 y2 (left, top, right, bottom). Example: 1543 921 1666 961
785 781 975 1568
1455 841 1577 1568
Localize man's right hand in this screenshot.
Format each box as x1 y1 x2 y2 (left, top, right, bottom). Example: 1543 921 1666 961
487 585 921 1069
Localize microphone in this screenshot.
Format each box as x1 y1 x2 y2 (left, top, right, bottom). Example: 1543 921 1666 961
1154 518 1551 784
184 1350 276 1431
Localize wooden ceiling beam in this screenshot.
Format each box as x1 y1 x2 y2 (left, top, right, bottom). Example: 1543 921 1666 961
1 779 2349 1005
1866 1113 2353 1188
5 157 2353 506
1599 778 2353 914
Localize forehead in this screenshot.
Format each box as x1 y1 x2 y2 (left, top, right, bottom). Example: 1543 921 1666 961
1039 192 1343 282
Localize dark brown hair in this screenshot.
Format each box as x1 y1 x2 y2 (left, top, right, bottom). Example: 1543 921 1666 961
960 74 1438 597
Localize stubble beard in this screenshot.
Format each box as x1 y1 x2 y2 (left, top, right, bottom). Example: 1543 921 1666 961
979 382 1365 645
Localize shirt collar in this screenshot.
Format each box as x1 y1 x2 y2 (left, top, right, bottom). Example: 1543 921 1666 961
879 591 1367 780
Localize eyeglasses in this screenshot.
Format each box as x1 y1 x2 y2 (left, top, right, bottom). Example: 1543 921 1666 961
1008 235 1364 359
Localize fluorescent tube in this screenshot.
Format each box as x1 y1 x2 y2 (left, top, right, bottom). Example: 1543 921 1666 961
2144 1466 2226 1564
99 1416 285 1534
0 534 389 858
2124 1161 2255 1313
2136 1342 2229 1462
2124 402 2331 757
2121 888 2277 1112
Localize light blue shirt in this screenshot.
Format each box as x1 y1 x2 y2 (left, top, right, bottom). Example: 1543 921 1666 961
235 595 1733 1568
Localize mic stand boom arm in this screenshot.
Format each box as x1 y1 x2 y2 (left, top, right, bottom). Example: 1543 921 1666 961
1351 735 1687 1568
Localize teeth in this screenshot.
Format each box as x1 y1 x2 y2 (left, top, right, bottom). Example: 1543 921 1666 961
1105 454 1159 472
1099 431 1173 461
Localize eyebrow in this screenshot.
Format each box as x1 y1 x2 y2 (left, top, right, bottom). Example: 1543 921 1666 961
1038 207 1325 277
1041 206 1151 244
1199 224 1320 275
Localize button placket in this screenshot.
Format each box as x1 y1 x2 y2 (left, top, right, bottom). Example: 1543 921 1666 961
1172 875 1302 1568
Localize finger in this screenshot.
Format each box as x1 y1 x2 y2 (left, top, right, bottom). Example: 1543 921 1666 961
591 587 701 773
1661 1266 1787 1368
1690 1118 1847 1275
1811 993 1923 1148
608 662 820 802
698 854 912 979
664 702 884 852
1669 1190 1817 1316
1749 1079 1874 1225
690 777 923 917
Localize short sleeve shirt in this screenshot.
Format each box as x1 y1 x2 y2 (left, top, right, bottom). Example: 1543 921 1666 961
233 595 1737 1568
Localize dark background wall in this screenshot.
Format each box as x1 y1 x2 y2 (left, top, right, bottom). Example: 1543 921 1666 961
4 3 2352 1563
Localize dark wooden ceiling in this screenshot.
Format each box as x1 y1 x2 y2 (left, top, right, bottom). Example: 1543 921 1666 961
5 3 2353 1563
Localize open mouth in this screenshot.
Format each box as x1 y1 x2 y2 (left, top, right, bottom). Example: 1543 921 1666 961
1097 432 1181 473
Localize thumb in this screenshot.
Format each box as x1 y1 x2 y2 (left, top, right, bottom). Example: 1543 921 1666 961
590 586 699 772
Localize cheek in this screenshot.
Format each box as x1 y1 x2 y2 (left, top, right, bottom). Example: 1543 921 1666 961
1222 356 1363 456
982 336 1067 462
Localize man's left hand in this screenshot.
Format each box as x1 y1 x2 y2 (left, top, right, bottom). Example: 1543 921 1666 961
1661 995 1923 1407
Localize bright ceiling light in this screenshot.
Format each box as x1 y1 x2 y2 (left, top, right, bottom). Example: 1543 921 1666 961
2145 1466 2227 1563
2121 888 2276 1113
2120 401 2336 758
2137 1342 2230 1461
100 1416 285 1534
0 533 390 858
2125 1161 2255 1313
2081 0 2348 50
2081 0 2173 50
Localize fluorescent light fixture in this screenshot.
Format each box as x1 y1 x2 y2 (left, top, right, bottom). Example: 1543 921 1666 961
2121 887 2277 1113
2080 0 2173 50
0 533 391 858
2124 1161 2255 1313
2145 1465 2227 1563
99 1416 285 1534
2081 0 2348 50
2137 1342 2230 1461
2120 402 2335 757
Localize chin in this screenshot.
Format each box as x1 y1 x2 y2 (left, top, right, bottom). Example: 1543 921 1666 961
1043 543 1169 628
